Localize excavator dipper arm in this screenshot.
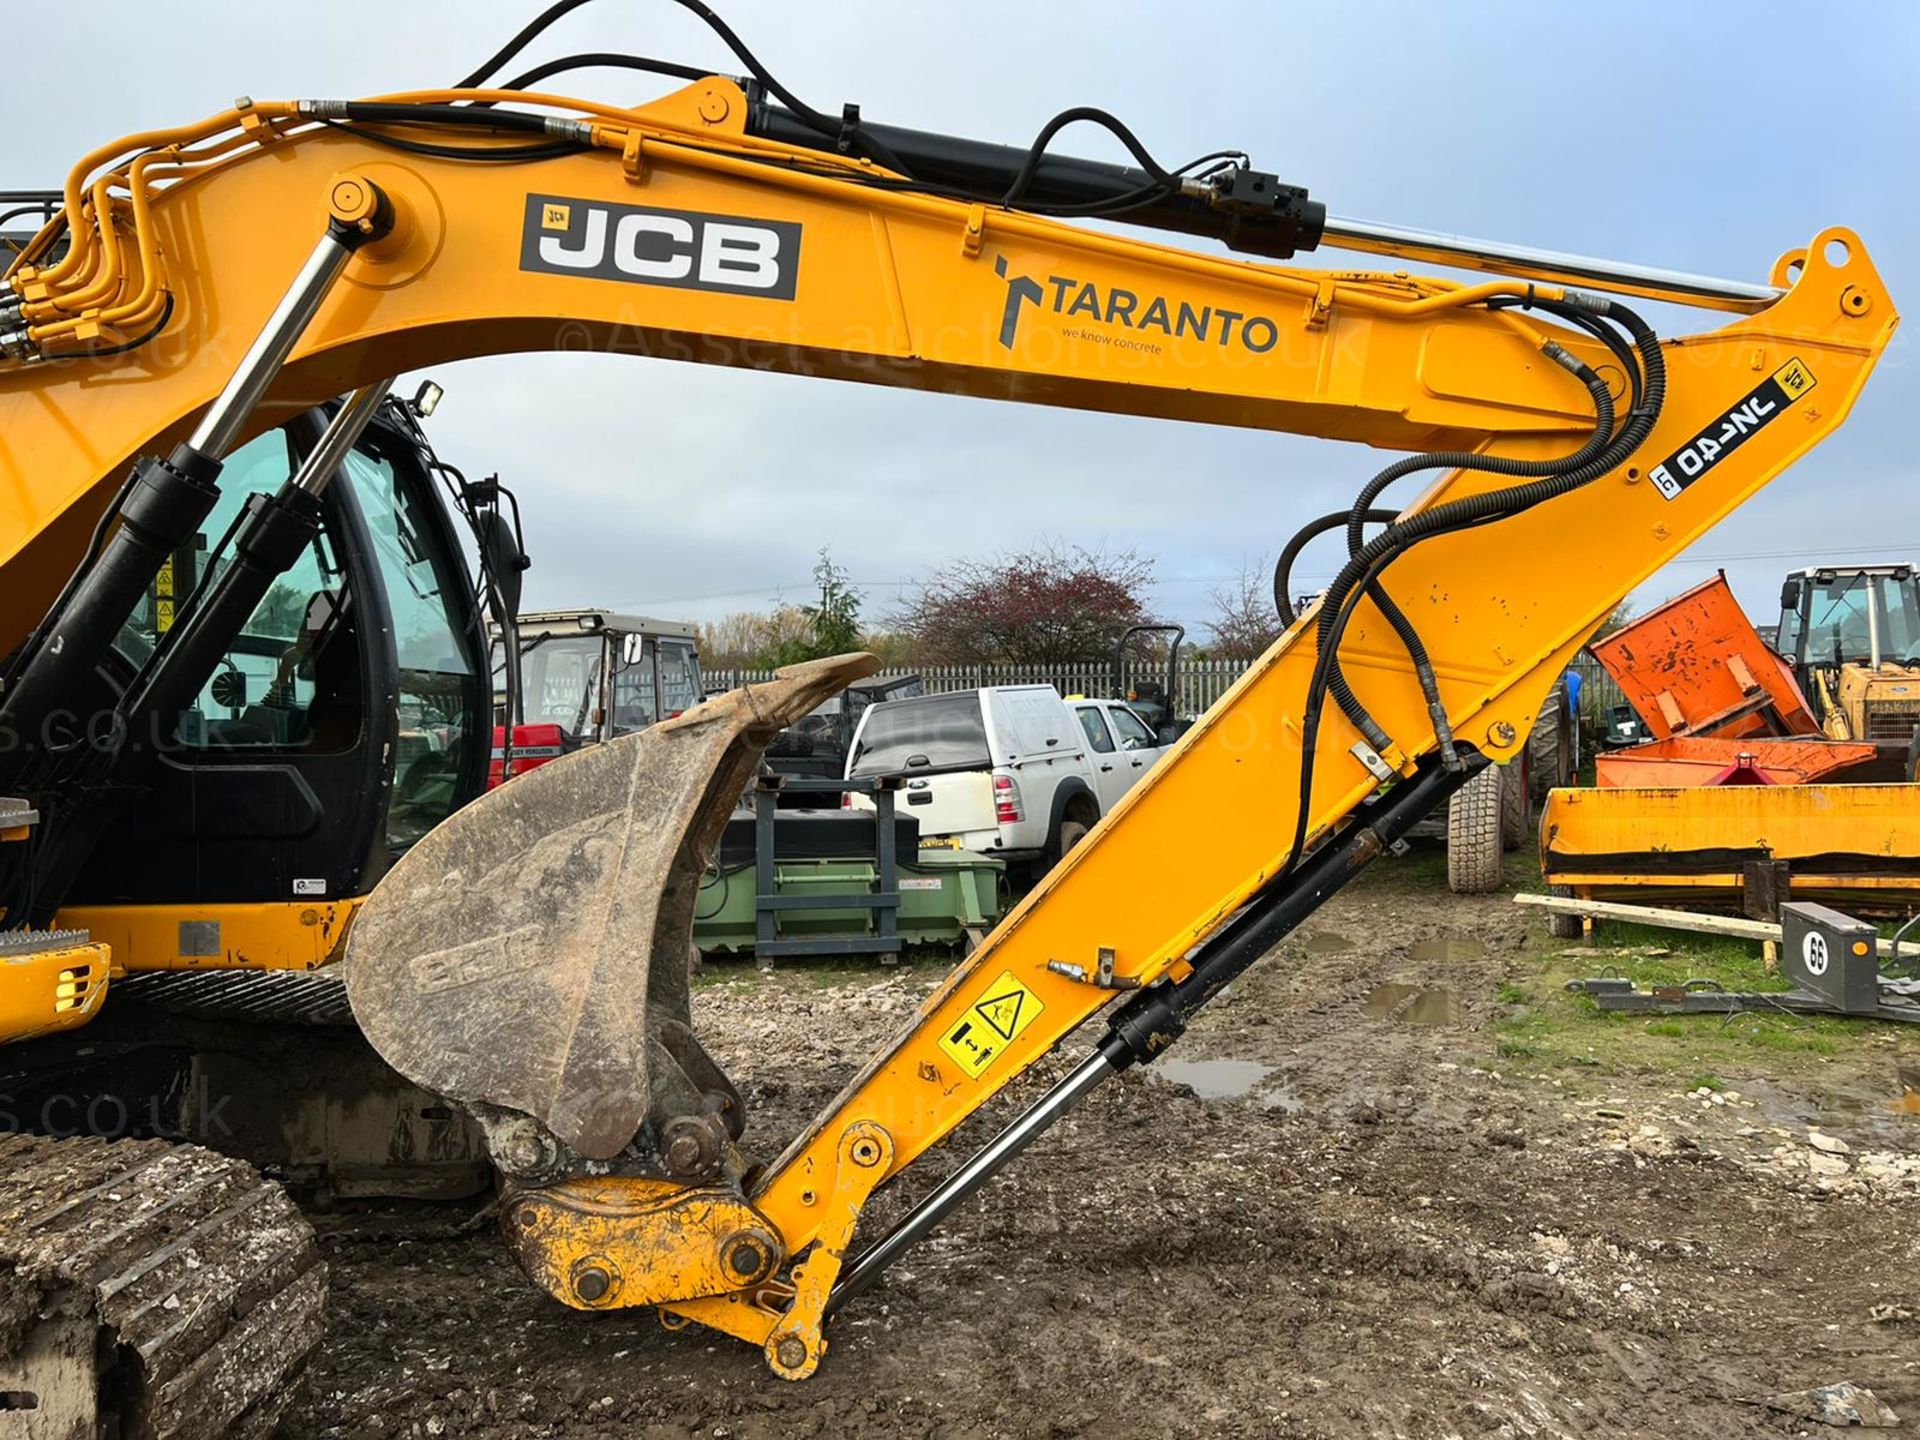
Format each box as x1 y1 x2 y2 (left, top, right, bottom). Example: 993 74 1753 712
0 65 1896 1383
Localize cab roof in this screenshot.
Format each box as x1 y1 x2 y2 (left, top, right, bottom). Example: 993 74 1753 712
508 608 698 642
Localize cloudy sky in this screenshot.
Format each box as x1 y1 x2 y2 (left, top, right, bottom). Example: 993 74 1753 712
12 1 1917 638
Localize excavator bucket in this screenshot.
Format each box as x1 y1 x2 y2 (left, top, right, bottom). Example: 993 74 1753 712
345 655 879 1162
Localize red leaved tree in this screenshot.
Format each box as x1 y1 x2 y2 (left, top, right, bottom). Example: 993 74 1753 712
894 543 1154 665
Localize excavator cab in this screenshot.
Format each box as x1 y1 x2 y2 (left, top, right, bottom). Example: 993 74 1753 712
53 400 495 919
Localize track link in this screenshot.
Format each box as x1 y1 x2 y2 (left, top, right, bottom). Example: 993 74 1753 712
0 1131 325 1438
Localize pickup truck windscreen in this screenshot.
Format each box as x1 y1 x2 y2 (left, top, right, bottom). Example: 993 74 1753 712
849 693 990 777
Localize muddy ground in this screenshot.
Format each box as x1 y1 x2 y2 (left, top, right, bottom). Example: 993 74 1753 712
288 852 1920 1440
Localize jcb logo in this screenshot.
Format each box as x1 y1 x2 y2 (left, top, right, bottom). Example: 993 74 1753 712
519 193 801 300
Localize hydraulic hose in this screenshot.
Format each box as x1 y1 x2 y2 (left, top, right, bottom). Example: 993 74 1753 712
1332 368 1616 755
1277 296 1665 880
1272 509 1400 628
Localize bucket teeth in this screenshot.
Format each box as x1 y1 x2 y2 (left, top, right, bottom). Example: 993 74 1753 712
345 654 879 1163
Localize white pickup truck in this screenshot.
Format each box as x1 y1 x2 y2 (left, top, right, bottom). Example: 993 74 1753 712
845 685 1166 873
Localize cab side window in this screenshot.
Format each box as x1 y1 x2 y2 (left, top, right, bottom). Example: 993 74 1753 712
123 426 355 751
659 639 701 717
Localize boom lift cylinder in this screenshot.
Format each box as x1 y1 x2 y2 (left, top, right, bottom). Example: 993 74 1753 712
0 209 389 776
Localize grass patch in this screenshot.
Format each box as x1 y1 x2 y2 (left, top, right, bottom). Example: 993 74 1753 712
1491 918 1874 1086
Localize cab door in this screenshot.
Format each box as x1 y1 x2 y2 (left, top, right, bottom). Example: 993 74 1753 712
1071 702 1130 811
63 406 488 913
1103 702 1165 795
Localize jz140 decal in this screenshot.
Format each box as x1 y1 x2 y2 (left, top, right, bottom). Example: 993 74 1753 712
1649 357 1816 501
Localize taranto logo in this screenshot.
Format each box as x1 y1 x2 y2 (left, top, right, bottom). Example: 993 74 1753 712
994 253 1282 355
519 194 801 300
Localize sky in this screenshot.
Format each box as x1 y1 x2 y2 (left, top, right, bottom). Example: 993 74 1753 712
9 1 1918 640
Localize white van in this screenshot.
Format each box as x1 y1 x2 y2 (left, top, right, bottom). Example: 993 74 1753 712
845 686 1165 872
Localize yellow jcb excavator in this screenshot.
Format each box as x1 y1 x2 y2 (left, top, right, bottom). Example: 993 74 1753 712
0 1 1896 1427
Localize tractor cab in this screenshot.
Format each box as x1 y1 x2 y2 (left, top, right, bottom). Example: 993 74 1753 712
490 610 703 785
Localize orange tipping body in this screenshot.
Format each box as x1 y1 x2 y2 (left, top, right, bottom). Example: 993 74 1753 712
1590 572 1816 740
1593 735 1880 788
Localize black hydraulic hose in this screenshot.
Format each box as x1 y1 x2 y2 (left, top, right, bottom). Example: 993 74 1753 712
1331 293 1649 760
1001 107 1177 208
319 121 584 164
316 101 558 134
1335 369 1616 755
1277 298 1665 882
1321 303 1663 740
1273 509 1400 627
501 52 711 90
455 0 912 174
458 0 597 87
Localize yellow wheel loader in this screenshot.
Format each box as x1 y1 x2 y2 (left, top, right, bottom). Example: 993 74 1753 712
0 1 1897 1427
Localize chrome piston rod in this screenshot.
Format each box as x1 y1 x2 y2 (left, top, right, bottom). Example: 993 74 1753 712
1321 214 1786 311
825 1048 1118 1317
187 230 358 459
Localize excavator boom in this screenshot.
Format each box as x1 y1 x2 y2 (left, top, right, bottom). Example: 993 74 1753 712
0 27 1897 1393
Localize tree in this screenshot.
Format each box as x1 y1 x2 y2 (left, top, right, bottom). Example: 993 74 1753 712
698 608 811 669
893 542 1153 665
768 548 863 665
1205 556 1284 661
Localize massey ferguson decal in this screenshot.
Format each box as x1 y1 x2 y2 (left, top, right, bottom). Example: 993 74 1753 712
520 194 801 300
1648 357 1817 501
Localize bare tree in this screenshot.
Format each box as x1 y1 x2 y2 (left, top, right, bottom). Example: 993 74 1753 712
1205 556 1284 661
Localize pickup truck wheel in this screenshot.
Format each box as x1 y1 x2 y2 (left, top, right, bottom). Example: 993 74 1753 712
1447 765 1505 894
1500 757 1530 852
1053 816 1091 864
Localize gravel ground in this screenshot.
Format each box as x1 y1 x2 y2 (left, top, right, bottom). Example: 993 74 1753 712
286 858 1920 1440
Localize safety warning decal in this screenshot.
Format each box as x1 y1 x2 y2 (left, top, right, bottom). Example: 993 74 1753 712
937 970 1045 1079
1648 356 1816 501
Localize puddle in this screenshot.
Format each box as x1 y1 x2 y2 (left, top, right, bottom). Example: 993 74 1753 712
1365 983 1460 1025
1155 1057 1272 1098
1151 1057 1303 1113
1409 937 1489 965
1739 1075 1920 1147
1302 933 1354 956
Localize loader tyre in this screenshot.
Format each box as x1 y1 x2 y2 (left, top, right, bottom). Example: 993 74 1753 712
1529 677 1575 799
1500 757 1530 852
1447 764 1506 894
0 1131 325 1440
1546 884 1586 940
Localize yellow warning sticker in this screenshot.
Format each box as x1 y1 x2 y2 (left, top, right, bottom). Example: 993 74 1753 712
937 970 1044 1079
